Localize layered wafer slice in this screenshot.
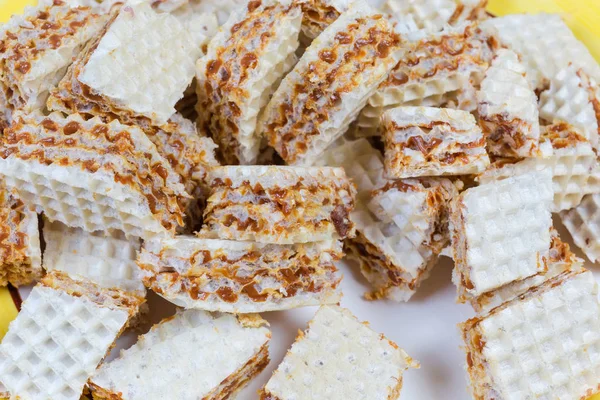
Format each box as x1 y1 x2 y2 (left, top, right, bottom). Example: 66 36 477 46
43 219 145 296
0 186 41 287
359 22 495 136
90 309 270 400
260 306 418 400
450 169 553 302
539 64 600 150
481 14 600 90
48 0 203 126
381 0 488 32
259 2 404 165
478 122 600 212
196 0 302 164
200 166 356 244
461 269 600 400
478 49 541 157
298 0 351 40
561 193 600 263
139 236 342 312
382 106 489 178
0 1 106 118
0 112 189 240
472 228 584 314
0 271 143 400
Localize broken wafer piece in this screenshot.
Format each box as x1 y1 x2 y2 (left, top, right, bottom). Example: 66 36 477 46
43 219 145 296
90 309 270 400
478 49 541 157
481 14 600 90
200 166 356 244
260 306 418 400
298 0 351 40
539 64 600 150
360 22 495 136
0 2 106 116
561 193 600 264
196 0 302 164
139 237 342 312
0 271 143 400
450 169 553 302
382 106 489 178
0 112 189 240
259 2 404 165
461 269 600 400
478 122 600 212
172 0 239 25
381 0 488 32
0 186 41 288
472 228 584 314
48 0 203 126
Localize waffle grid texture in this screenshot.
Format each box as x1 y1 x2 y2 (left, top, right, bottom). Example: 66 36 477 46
561 193 600 264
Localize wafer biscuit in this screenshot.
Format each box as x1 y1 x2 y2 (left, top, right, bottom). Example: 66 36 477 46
382 106 489 178
90 310 270 400
462 269 600 400
259 2 404 165
177 0 240 25
299 0 350 40
0 271 143 400
0 186 41 288
478 49 541 157
0 2 106 116
260 306 418 400
196 0 302 164
450 170 553 301
561 193 600 263
200 166 356 244
140 237 342 312
0 112 189 240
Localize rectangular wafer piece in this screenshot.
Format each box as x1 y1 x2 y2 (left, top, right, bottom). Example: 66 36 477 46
48 0 203 126
0 271 143 400
90 309 271 400
43 219 145 295
481 13 600 90
139 236 342 312
196 0 302 164
260 306 418 400
0 187 41 288
450 169 553 301
0 112 189 240
0 2 106 118
258 2 404 165
561 193 600 264
477 49 542 157
461 269 600 400
200 166 356 244
539 64 600 150
382 106 489 178
478 122 600 212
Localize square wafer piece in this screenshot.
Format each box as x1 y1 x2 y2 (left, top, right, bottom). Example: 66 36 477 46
561 193 600 264
478 49 541 157
48 0 203 126
0 271 143 400
0 187 41 288
450 169 553 301
43 219 145 295
382 106 489 178
139 236 342 312
539 64 600 150
478 122 600 212
461 269 600 400
481 14 600 90
200 166 356 244
90 309 270 400
196 0 302 164
0 112 189 240
260 306 418 400
0 2 106 117
259 2 404 165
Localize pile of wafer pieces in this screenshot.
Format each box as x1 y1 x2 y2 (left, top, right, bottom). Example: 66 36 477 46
1 0 600 399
